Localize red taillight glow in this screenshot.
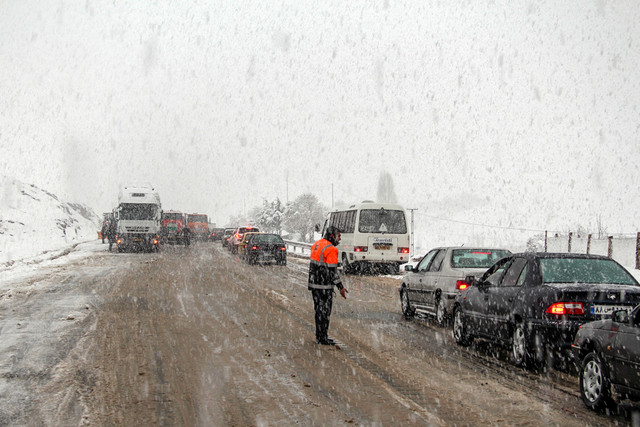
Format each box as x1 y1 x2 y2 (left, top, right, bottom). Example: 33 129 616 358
397 247 410 254
456 280 469 290
354 246 368 252
280 246 286 251
251 245 258 250
545 302 585 315
235 234 241 239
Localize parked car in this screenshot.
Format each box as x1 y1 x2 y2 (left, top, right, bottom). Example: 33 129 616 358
209 227 225 241
237 232 262 259
229 226 260 254
572 304 640 411
399 247 511 325
452 252 640 368
221 228 235 248
242 233 287 265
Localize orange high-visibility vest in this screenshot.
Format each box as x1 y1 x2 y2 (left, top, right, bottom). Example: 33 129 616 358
308 238 342 290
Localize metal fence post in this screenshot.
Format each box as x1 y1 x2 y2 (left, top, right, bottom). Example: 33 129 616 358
568 232 572 253
608 236 613 258
586 234 592 254
636 232 640 270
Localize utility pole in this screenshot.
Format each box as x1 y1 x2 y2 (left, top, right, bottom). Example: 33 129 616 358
407 208 418 258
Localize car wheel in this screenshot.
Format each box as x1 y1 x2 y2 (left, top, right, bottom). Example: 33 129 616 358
580 351 614 411
400 289 415 318
435 295 447 326
511 322 531 368
453 307 472 346
342 254 352 275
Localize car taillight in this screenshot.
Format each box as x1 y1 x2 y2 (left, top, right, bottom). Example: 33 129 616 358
251 245 258 250
397 247 409 254
354 246 368 252
545 302 585 315
280 246 286 251
456 280 469 290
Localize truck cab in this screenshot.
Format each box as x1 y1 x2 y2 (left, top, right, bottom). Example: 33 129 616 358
114 184 162 252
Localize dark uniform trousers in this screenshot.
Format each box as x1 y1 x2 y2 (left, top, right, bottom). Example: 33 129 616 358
311 289 333 341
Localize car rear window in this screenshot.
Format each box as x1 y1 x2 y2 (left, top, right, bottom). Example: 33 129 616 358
163 213 183 220
240 227 259 233
540 258 638 285
451 249 511 268
252 234 284 244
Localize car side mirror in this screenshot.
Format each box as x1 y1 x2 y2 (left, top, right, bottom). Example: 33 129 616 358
476 280 489 291
314 223 321 232
464 275 477 287
404 264 414 272
612 309 630 323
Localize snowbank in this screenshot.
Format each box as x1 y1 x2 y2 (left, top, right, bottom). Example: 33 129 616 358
0 177 101 265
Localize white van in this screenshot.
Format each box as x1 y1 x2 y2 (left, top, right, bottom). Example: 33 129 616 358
321 201 410 274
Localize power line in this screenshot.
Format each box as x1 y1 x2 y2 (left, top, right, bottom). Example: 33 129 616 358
414 211 639 236
414 212 560 234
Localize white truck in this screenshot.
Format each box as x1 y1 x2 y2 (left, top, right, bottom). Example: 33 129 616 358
114 184 162 252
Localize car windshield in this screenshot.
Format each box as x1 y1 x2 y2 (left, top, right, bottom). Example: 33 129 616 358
119 203 157 220
358 209 407 234
252 234 284 244
451 249 511 268
540 257 638 285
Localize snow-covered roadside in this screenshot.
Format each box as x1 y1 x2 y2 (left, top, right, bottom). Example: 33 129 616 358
0 239 107 289
0 177 104 288
0 177 101 265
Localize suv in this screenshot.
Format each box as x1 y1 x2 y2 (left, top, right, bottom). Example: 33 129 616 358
229 226 260 254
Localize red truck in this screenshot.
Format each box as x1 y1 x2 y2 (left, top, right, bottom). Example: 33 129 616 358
161 210 185 245
187 213 209 241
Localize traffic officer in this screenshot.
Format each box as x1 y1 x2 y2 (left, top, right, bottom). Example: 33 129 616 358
308 225 348 345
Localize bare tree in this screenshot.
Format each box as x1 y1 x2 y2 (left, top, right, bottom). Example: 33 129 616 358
376 171 398 204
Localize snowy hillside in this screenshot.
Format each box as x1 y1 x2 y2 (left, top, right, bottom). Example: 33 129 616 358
0 177 101 265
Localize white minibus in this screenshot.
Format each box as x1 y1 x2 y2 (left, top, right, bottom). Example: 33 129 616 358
321 201 410 274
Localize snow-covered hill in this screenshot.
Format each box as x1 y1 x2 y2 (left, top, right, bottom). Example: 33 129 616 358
0 177 101 266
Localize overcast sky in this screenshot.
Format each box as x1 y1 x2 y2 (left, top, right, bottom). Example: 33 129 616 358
1 0 639 247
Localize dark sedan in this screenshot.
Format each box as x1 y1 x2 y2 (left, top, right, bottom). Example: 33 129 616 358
243 233 287 266
452 252 640 368
572 304 640 411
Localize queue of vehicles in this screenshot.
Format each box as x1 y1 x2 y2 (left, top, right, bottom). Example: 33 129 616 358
400 246 640 414
103 194 639 414
100 184 219 252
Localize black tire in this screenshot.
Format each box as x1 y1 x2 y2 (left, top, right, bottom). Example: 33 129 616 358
453 307 473 346
580 351 614 411
511 322 533 368
435 294 447 326
400 289 415 318
342 254 352 275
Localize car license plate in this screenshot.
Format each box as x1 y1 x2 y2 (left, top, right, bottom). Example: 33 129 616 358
590 304 632 316
374 244 391 250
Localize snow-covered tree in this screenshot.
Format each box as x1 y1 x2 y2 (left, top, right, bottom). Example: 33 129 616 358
251 198 285 234
283 193 326 242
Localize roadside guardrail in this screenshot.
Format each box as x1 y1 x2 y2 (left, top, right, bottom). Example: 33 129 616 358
283 239 312 258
